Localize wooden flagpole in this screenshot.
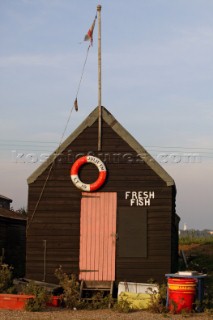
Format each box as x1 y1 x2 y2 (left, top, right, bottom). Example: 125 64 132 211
97 4 102 151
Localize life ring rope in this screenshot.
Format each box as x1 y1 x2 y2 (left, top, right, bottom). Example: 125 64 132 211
70 156 107 192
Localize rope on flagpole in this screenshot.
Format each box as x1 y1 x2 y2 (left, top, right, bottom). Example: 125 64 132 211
74 44 91 110
27 14 96 234
27 47 92 234
74 11 97 110
27 98 76 234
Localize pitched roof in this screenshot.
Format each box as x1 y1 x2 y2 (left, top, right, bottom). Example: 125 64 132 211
28 106 175 187
0 208 26 221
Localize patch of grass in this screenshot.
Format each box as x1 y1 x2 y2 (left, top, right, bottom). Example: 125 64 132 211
179 232 213 245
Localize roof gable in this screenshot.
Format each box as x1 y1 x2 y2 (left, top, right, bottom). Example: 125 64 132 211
28 106 175 186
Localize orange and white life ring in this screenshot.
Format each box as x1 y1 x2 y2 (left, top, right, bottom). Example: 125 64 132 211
70 156 107 192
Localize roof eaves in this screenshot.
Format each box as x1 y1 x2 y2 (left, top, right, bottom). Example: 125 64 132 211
102 108 175 187
27 107 99 184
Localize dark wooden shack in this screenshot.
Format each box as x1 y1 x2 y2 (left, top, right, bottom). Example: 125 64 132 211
0 207 26 277
0 194 12 210
26 107 179 285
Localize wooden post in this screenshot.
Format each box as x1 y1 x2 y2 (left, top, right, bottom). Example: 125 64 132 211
43 240 47 282
97 4 102 151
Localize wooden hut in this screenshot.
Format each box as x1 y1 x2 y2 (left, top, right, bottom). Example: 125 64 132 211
26 107 179 286
0 206 26 277
0 194 12 210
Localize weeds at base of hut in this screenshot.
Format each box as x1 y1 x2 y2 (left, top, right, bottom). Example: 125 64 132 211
0 264 16 293
147 283 167 314
55 266 113 310
54 266 84 309
22 281 50 312
113 296 134 313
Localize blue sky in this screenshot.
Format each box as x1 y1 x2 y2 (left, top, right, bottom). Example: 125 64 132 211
0 0 212 230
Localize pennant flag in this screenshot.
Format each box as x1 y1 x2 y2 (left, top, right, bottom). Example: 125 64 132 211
84 14 97 45
74 98 78 111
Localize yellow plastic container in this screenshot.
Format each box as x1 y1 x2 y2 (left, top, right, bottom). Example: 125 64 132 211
118 291 160 310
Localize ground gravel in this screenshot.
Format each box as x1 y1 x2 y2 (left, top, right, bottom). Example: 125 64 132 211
0 309 212 320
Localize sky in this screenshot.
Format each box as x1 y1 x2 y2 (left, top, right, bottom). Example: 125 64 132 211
0 0 212 230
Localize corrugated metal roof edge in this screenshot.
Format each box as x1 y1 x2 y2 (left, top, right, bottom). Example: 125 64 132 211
27 106 175 187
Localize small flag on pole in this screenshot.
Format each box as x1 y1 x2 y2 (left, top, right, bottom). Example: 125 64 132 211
74 98 78 111
84 14 97 45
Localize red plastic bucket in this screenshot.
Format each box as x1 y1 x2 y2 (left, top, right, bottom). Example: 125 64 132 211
168 278 197 313
46 296 60 307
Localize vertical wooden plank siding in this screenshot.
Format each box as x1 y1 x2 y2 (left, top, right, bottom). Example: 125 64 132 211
79 192 117 281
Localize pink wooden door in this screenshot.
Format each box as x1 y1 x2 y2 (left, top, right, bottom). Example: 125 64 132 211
79 192 117 281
